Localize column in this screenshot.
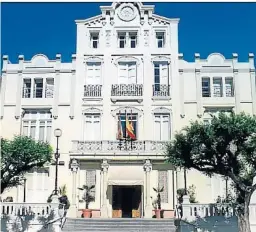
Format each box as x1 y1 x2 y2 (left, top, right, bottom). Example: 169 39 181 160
101 159 109 218
69 159 80 218
144 159 152 218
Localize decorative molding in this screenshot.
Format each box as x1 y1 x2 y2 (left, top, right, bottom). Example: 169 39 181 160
82 107 102 115
117 3 137 22
105 30 111 47
70 159 80 172
111 106 143 117
144 30 149 46
101 159 109 172
112 56 141 66
143 159 152 172
152 107 171 114
151 56 171 63
84 56 104 64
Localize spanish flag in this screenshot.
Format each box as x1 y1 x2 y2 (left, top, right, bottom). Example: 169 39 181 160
126 115 136 140
117 114 123 140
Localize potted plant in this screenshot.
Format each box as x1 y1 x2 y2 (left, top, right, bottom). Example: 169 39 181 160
78 185 95 218
153 186 164 219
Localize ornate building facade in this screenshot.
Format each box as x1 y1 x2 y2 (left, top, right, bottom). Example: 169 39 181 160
1 2 255 218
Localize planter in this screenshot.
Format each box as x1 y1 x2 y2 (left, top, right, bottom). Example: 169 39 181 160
154 209 161 219
82 209 92 218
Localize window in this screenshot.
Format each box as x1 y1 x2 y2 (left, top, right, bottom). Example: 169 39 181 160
117 113 137 140
156 32 165 48
86 62 101 84
154 114 170 140
130 33 137 48
158 171 168 203
153 63 169 96
225 77 234 97
213 77 223 97
118 33 126 48
22 110 52 142
90 33 99 48
202 77 211 97
118 62 137 84
84 114 101 140
33 78 43 98
23 78 54 99
86 170 96 198
23 79 31 98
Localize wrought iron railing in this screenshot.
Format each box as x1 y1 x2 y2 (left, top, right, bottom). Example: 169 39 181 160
71 140 168 154
152 84 170 97
84 85 102 97
111 84 143 97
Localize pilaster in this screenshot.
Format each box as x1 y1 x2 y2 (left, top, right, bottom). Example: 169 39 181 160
195 53 202 117
0 55 8 119
179 53 185 118
249 53 256 115
143 159 152 218
53 54 61 119
69 159 80 218
69 54 76 119
101 159 109 218
15 55 24 119
232 53 240 113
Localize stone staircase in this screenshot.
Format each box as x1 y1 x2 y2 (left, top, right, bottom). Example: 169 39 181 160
62 218 177 232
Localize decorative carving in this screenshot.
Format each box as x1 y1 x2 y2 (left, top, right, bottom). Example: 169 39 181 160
152 107 171 115
143 160 152 172
110 20 114 25
106 30 111 47
111 106 143 117
112 56 141 66
118 4 136 22
101 159 109 172
144 30 149 46
70 159 79 173
82 107 102 115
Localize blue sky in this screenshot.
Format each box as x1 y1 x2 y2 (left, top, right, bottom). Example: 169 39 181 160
1 2 256 65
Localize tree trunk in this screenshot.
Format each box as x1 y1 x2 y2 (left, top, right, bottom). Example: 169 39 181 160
238 197 251 232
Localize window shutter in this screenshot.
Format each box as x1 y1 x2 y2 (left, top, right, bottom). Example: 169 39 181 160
93 115 101 140
162 115 170 140
128 63 137 84
118 63 128 84
154 115 161 140
160 64 168 85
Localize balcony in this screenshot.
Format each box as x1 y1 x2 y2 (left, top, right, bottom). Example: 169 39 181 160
83 85 102 101
111 84 143 103
152 84 170 100
71 140 168 156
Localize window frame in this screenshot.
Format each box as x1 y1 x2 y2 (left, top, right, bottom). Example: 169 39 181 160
90 32 99 49
202 77 211 97
156 31 165 48
83 113 102 141
117 113 138 140
153 113 171 141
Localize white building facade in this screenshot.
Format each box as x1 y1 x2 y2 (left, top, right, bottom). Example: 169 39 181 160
0 2 255 219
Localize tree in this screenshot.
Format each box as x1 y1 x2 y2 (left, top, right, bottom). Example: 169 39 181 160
166 112 256 232
1 136 52 194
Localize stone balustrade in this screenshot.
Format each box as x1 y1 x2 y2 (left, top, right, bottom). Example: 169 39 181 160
71 140 168 155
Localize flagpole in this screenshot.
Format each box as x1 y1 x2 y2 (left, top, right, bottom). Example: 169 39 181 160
130 109 133 150
118 110 122 151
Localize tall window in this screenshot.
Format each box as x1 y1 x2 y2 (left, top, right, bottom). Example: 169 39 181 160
202 77 211 97
158 171 168 203
213 77 223 97
118 33 126 48
225 77 234 97
86 62 101 85
84 114 101 140
22 110 52 142
117 113 137 140
130 33 137 48
153 62 169 96
22 78 54 99
118 62 137 84
156 32 165 48
90 33 99 48
154 114 170 141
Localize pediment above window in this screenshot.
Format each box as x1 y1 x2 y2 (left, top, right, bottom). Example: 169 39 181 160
112 56 142 66
111 106 143 117
152 107 171 115
82 107 102 115
84 56 104 64
151 56 170 64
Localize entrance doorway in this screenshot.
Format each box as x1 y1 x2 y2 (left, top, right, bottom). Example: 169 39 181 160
112 185 142 218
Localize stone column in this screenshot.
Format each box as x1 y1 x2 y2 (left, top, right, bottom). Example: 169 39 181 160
69 159 80 218
101 159 109 218
144 159 152 218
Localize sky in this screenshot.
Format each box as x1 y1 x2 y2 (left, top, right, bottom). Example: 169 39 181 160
1 2 256 66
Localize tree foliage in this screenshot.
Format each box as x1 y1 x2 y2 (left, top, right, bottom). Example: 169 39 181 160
1 136 52 193
166 112 256 232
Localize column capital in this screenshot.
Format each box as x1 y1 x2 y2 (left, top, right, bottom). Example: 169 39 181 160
101 159 109 172
70 159 80 173
143 159 152 172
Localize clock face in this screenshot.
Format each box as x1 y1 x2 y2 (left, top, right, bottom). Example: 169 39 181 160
118 5 136 22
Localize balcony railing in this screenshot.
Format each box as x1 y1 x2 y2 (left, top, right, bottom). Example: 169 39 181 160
152 84 170 97
111 84 143 97
71 140 168 155
84 85 102 98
